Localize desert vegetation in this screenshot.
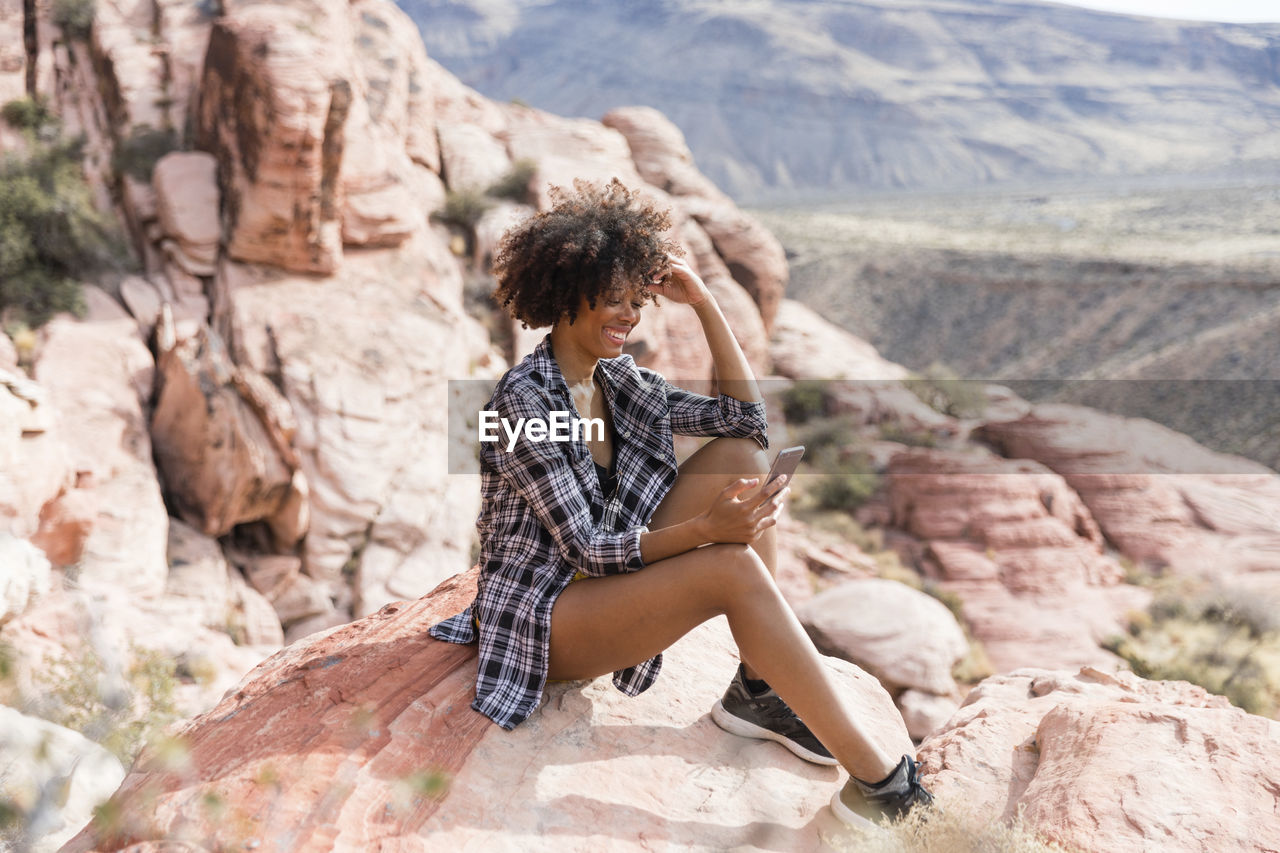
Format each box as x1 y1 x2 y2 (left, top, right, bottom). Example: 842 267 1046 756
1106 578 1280 718
0 98 128 327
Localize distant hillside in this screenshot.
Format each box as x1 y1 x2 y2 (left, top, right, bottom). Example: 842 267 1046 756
395 0 1280 202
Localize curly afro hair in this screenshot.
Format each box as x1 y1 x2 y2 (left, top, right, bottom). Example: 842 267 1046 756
493 178 682 329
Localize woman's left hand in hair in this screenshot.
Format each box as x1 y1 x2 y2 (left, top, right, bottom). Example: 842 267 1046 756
650 255 711 306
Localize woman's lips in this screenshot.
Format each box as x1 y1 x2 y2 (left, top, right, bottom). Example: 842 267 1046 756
604 327 628 345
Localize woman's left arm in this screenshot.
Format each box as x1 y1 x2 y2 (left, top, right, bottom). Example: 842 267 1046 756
651 256 762 404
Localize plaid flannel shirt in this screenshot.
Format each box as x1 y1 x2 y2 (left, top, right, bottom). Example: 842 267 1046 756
430 334 768 729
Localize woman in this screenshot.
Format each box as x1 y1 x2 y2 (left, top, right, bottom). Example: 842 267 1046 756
431 179 932 827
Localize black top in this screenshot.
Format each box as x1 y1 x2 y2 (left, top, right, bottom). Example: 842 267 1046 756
595 459 618 499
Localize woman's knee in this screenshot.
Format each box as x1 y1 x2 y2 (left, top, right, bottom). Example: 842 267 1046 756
697 543 774 608
689 437 769 478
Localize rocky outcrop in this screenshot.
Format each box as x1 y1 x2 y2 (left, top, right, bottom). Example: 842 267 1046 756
770 299 952 431
605 106 789 330
150 317 305 544
919 667 1280 852
64 568 912 852
886 447 1149 672
0 536 51 625
31 289 169 598
977 404 1280 578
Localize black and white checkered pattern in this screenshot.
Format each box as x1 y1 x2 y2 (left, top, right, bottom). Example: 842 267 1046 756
431 334 768 729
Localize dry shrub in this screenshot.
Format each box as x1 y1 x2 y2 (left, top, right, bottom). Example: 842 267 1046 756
828 803 1078 853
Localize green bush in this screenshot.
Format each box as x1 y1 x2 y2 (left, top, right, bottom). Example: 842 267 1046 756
1105 581 1280 717
879 421 938 447
52 0 95 40
112 126 179 181
436 187 494 231
0 137 117 325
905 362 986 419
0 97 56 134
781 379 832 425
487 158 537 203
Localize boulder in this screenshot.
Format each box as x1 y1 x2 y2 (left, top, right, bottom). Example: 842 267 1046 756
63 568 912 852
437 121 511 192
196 3 347 273
1 368 71 540
153 152 221 271
218 247 497 614
0 706 125 853
918 667 1280 852
896 689 961 742
797 578 969 696
150 320 301 539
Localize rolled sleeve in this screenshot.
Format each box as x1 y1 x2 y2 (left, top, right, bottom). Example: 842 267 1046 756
485 387 646 577
646 369 768 450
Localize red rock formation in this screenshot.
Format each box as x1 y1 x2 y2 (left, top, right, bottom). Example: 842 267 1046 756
886 447 1148 672
977 404 1280 578
919 667 1280 852
63 568 911 851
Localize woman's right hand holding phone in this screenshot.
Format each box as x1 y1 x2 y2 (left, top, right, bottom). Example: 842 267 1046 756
697 475 789 545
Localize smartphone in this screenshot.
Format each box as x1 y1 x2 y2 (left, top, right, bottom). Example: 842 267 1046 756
764 445 805 489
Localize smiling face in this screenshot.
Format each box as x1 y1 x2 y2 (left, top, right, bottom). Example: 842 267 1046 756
563 284 647 359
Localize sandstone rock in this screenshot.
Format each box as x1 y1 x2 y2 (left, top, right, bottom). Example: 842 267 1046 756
0 534 52 625
1 368 72 540
32 294 168 598
1 585 276 722
64 568 912 851
978 404 1280 578
798 578 968 696
29 483 97 567
603 106 726 201
502 105 647 209
0 706 125 853
197 6 346 274
151 321 299 539
897 688 961 742
117 275 165 339
219 248 495 613
886 446 1146 672
604 106 788 330
153 152 220 268
771 299 952 432
918 667 1280 852
437 121 511 192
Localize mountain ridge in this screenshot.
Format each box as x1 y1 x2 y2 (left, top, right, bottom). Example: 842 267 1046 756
396 0 1280 202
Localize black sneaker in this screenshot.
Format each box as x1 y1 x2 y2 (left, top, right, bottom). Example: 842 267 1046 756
710 665 839 766
830 754 934 828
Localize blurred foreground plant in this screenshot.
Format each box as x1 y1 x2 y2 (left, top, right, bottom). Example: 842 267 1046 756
1105 578 1280 717
34 644 179 764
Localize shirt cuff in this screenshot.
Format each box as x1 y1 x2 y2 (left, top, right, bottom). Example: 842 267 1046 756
625 525 648 570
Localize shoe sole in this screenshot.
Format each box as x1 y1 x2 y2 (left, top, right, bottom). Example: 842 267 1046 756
710 700 841 766
828 790 880 831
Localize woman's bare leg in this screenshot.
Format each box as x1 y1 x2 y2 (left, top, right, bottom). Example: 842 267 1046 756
647 437 776 680
547 542 898 782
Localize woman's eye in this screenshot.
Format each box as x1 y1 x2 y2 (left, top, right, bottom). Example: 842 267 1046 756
631 301 644 310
